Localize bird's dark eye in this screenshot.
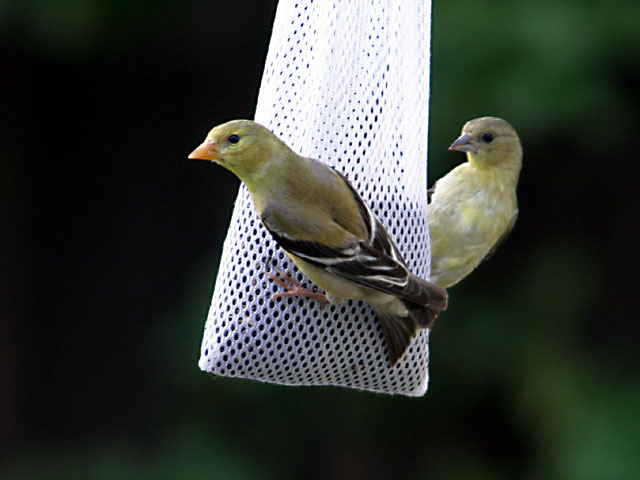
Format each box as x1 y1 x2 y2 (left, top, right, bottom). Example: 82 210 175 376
228 134 240 144
482 133 494 143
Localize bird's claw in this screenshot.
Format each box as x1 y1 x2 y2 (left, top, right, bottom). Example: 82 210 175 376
266 270 328 303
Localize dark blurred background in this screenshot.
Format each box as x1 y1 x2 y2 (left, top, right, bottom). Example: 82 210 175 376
3 0 639 478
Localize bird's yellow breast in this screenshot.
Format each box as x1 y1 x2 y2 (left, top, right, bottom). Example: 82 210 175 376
428 163 517 287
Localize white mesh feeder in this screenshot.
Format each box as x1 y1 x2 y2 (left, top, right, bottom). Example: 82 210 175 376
199 0 433 396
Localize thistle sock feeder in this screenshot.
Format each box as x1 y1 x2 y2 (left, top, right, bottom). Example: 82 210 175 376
199 0 433 396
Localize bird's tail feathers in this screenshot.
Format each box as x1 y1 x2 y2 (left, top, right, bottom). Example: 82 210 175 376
376 283 448 367
405 301 440 330
376 312 417 367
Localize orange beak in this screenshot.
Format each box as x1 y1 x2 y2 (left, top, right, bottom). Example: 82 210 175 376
188 140 219 162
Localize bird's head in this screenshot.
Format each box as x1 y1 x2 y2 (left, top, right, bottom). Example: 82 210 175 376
448 116 522 169
189 119 288 183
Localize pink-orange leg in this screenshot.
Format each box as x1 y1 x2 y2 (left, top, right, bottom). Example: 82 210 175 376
266 270 328 303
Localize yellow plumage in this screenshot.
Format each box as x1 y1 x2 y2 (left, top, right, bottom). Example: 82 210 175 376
429 117 522 288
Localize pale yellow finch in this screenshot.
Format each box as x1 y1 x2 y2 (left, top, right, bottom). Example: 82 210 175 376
189 120 448 366
428 116 522 288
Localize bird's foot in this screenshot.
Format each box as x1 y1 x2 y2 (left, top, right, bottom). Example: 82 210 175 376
266 270 328 303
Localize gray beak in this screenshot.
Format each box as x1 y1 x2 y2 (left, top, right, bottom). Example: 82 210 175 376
448 133 478 153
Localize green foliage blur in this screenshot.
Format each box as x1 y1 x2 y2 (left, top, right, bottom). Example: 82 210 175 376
3 0 639 479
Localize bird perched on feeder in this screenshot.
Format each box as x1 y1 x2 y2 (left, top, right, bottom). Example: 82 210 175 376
189 120 448 366
428 116 522 288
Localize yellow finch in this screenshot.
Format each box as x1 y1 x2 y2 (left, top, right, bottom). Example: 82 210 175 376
428 116 522 288
189 120 448 366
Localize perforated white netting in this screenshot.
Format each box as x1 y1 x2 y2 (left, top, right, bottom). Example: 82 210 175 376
199 0 432 396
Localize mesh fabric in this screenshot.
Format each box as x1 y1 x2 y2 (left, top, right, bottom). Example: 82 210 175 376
199 0 432 396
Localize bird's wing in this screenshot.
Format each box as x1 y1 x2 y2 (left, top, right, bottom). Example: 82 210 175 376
331 168 408 266
261 211 442 308
326 240 444 309
484 208 518 261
